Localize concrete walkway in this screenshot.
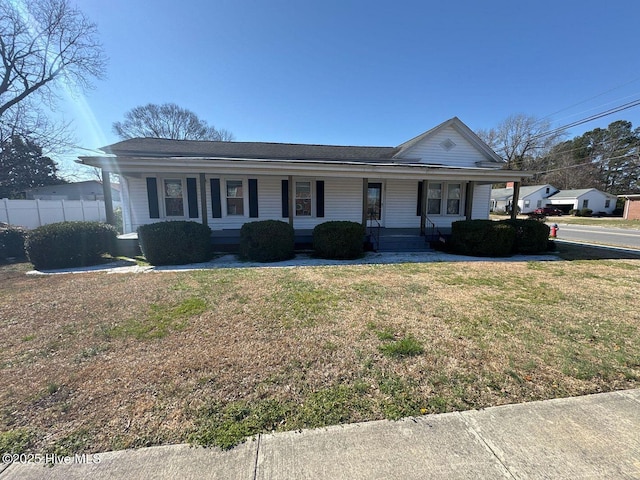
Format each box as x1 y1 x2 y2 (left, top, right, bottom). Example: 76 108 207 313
2 389 639 479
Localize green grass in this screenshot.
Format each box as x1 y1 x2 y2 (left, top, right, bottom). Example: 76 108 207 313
106 297 207 340
2 257 640 454
0 429 35 454
378 335 425 358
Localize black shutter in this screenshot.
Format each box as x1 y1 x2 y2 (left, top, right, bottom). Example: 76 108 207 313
416 182 423 216
186 178 198 218
248 179 259 218
281 179 289 218
210 179 222 218
316 180 325 217
146 177 160 219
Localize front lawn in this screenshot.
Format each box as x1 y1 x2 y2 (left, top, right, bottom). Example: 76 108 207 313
1 251 639 453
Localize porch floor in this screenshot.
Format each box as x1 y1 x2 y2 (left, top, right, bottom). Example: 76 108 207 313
117 227 452 255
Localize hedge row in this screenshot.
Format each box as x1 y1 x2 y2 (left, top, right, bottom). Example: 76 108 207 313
450 219 550 257
25 221 118 270
0 225 26 259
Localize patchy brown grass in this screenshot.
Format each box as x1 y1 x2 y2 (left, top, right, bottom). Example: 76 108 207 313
1 256 639 452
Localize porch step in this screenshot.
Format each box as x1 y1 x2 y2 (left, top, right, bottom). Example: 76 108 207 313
375 235 431 252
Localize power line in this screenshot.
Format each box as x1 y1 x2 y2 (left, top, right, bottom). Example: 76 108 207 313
530 98 640 141
540 77 640 123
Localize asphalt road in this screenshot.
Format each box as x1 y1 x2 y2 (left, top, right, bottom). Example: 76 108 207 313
551 222 640 249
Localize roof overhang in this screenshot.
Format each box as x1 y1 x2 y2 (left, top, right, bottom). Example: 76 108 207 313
77 155 532 182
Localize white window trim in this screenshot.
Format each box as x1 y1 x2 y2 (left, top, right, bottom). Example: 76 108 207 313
222 177 249 218
160 177 187 218
294 179 315 217
427 181 466 216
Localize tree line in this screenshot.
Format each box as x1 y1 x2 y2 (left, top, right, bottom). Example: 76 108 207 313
477 114 640 195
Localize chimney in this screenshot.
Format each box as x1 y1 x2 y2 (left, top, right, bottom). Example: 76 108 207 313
506 182 515 188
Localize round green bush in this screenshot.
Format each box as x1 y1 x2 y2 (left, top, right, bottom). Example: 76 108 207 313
138 221 212 266
25 221 117 270
580 208 593 217
499 219 550 254
450 220 515 257
313 221 365 259
239 220 294 262
0 225 27 259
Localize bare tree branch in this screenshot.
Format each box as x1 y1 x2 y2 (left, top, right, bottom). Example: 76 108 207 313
113 103 235 141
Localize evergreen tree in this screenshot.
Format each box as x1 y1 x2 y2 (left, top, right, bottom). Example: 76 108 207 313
0 136 66 199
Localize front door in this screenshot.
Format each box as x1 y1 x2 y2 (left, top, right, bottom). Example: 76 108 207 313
367 182 383 226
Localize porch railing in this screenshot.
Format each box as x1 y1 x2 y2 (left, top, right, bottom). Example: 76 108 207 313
423 214 447 247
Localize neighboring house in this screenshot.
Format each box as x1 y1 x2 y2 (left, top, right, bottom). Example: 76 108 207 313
619 194 640 220
547 188 617 215
78 117 529 248
24 181 121 202
490 184 558 213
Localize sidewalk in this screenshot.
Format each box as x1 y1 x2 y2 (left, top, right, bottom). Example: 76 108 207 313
2 389 639 479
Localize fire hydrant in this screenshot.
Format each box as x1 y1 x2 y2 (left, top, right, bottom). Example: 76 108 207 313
550 224 558 238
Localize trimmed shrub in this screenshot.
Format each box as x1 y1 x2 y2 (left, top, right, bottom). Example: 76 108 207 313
450 220 515 257
239 220 294 262
0 225 27 259
138 221 212 266
569 209 578 216
25 221 117 270
313 221 365 259
580 208 593 217
499 219 550 254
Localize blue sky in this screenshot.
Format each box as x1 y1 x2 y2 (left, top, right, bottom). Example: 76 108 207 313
56 0 640 176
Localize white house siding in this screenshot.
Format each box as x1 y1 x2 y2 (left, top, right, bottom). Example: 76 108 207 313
396 126 487 167
472 184 491 219
384 179 420 228
124 176 153 232
205 176 363 230
123 175 494 234
322 177 362 224
548 190 616 214
576 191 617 214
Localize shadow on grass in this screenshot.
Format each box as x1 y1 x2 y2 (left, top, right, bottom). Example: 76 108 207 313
555 241 640 261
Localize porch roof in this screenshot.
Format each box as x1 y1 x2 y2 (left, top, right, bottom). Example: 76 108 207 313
78 154 532 183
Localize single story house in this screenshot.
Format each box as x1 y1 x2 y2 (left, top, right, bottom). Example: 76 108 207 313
490 184 558 213
24 181 121 202
546 188 617 215
78 117 530 250
619 194 640 220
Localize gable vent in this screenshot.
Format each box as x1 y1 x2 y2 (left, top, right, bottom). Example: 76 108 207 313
440 138 456 151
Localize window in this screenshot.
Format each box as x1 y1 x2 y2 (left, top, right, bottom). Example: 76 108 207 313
524 200 530 208
582 199 589 209
427 183 442 214
446 183 461 215
295 181 312 216
164 179 184 216
226 180 244 215
537 200 542 208
605 199 611 208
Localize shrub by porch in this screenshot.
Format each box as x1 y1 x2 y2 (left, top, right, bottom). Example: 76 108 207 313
25 221 117 270
313 221 365 259
239 220 294 262
138 221 212 266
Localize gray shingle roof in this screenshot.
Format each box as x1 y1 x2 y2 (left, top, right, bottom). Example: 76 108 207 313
102 138 400 163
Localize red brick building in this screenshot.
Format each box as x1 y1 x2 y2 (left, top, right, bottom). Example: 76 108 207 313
621 194 640 220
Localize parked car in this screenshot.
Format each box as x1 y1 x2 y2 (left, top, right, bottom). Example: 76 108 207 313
533 206 563 216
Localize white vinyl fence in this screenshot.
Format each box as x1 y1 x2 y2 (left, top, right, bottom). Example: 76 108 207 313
0 198 119 229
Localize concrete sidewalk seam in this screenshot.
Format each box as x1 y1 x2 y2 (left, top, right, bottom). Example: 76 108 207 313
0 462 12 477
252 433 261 480
619 390 640 405
458 412 518 480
